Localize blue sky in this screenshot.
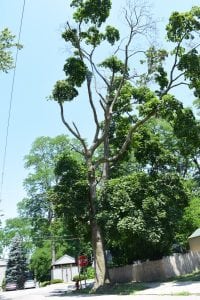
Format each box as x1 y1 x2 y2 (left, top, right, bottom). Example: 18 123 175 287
0 0 199 221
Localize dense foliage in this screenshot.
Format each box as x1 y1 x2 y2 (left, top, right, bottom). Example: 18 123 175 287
98 172 189 264
29 242 51 282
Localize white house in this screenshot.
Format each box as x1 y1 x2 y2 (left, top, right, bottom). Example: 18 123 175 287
51 254 79 282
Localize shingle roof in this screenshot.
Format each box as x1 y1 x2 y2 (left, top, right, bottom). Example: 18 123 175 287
188 228 200 239
52 254 75 266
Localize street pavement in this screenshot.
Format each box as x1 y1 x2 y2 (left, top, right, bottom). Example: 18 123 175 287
1 281 200 300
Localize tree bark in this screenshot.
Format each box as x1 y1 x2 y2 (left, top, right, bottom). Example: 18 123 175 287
102 134 109 180
88 162 109 289
92 221 108 289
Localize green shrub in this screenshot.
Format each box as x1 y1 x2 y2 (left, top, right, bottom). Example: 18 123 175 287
73 274 85 282
51 279 63 284
40 281 51 287
40 279 64 287
73 267 95 282
86 266 95 279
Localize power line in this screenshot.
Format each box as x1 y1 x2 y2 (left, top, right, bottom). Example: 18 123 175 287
0 0 26 201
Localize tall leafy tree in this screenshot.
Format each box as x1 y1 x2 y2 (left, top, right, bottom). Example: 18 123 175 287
51 1 200 288
18 135 82 271
5 235 27 289
20 135 71 248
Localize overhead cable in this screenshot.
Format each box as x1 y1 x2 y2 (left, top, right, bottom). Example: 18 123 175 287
0 0 26 201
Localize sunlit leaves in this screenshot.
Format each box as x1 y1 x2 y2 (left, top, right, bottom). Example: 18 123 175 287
62 28 78 47
166 7 200 42
52 57 88 103
155 66 169 92
145 47 168 74
132 86 159 116
110 79 134 112
99 55 127 74
104 25 120 45
178 49 200 97
63 57 88 87
52 80 78 102
81 26 104 46
159 94 183 121
71 0 111 27
0 28 22 73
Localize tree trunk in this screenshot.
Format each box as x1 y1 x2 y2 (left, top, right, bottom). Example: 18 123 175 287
92 221 108 289
51 239 56 265
102 134 109 180
88 163 109 289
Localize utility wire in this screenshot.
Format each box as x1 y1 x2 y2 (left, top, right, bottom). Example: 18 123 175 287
0 0 26 202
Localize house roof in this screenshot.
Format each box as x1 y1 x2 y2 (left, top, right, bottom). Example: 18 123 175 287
188 228 200 239
52 254 75 266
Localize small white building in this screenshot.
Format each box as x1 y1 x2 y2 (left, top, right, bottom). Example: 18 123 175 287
51 254 78 282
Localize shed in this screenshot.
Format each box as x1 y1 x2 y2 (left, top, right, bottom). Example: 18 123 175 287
51 255 78 282
188 228 200 251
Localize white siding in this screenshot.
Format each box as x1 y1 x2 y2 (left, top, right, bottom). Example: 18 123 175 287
51 265 79 282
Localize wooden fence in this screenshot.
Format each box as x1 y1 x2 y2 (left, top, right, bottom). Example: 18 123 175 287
109 251 200 282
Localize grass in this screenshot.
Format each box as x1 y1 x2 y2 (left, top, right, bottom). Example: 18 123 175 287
171 270 200 282
173 291 191 296
71 282 148 295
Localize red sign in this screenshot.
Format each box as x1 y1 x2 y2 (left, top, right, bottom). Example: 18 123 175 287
78 255 88 267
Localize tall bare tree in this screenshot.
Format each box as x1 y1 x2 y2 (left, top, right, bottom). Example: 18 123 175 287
51 0 200 288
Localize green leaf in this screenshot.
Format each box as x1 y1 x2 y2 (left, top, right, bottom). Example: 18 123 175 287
63 57 88 87
52 80 78 102
104 25 120 45
71 0 112 27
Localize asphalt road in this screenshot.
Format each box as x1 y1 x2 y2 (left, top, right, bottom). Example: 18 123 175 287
1 282 200 300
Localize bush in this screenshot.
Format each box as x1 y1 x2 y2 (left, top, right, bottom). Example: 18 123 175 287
40 279 64 287
86 266 95 279
40 281 51 287
73 274 85 282
51 279 63 284
73 267 95 282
